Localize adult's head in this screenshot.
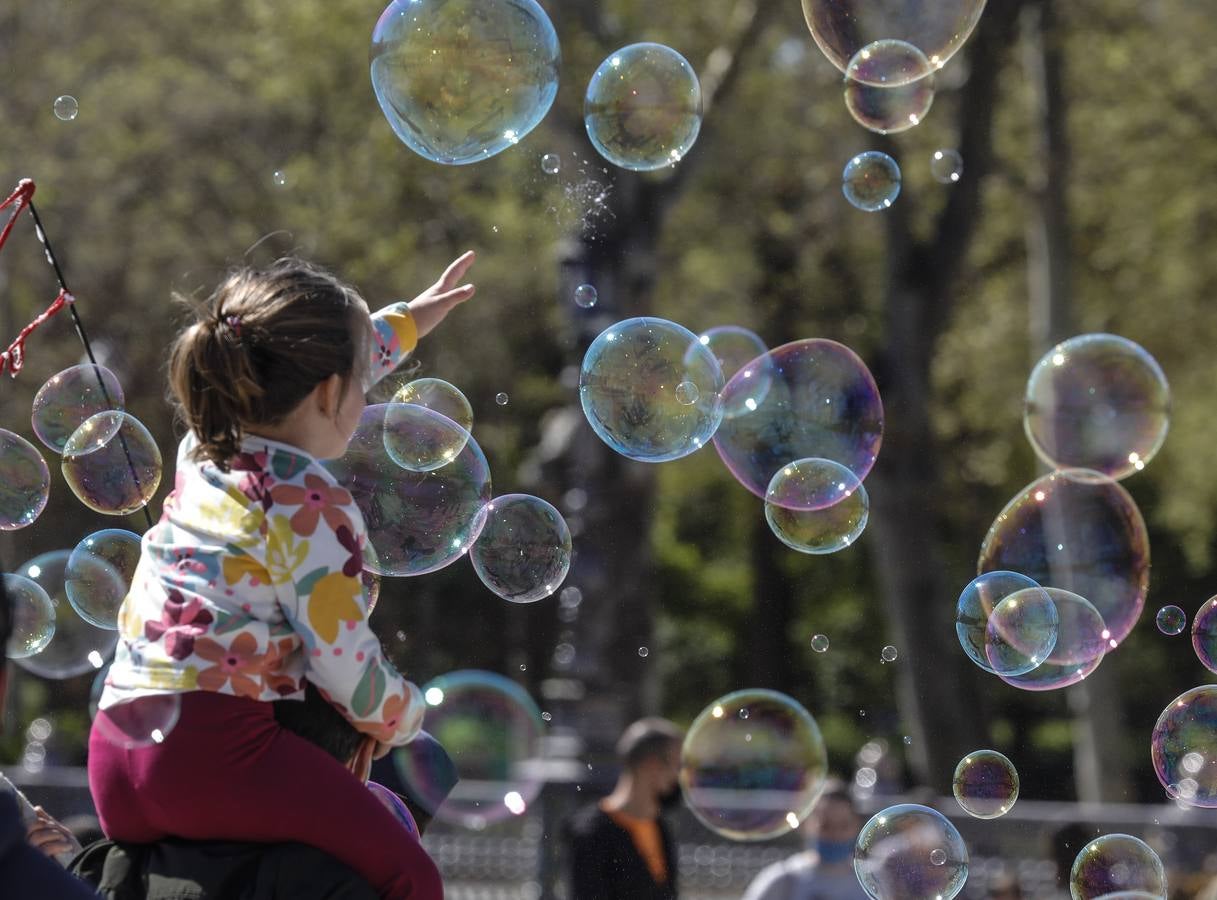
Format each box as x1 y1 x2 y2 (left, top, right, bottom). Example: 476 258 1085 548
800 780 862 865
616 717 684 808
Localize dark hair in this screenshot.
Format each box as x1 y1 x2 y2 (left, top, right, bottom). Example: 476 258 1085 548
169 258 373 470
0 566 11 662
617 717 683 770
815 779 860 817
272 681 364 765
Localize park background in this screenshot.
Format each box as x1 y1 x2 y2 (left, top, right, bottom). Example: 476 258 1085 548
2 0 1217 896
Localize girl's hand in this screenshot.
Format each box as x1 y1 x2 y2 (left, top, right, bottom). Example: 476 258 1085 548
26 806 82 860
408 250 476 339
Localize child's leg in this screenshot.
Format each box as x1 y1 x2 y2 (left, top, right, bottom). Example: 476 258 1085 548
88 691 441 900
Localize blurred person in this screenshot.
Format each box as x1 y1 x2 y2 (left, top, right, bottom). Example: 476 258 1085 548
1051 823 1093 896
565 717 684 899
742 780 868 900
987 870 1023 900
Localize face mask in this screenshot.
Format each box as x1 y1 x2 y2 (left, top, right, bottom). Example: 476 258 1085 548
816 838 855 865
657 784 683 811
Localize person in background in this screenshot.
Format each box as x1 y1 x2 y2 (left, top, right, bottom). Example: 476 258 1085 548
565 717 684 900
742 781 868 900
987 870 1024 900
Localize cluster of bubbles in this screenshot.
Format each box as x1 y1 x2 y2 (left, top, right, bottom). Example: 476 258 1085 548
369 1 703 172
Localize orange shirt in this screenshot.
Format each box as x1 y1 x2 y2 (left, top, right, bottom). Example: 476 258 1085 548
601 802 669 885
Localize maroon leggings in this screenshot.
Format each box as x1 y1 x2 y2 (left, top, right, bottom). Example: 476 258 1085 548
88 690 442 900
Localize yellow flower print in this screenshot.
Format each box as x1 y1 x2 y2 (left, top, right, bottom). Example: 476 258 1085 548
266 515 310 585
144 663 199 691
222 553 271 589
307 572 364 644
181 485 264 547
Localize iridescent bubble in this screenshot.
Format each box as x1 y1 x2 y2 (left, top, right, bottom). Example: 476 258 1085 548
811 634 830 653
495 392 509 406
53 95 79 120
369 0 560 165
470 494 571 603
1024 334 1170 480
685 327 773 420
323 404 492 576
3 573 55 658
854 804 970 900
844 42 936 135
574 284 598 309
985 588 1061 677
801 0 988 83
714 339 883 499
0 429 50 530
978 469 1149 646
956 572 1053 675
953 750 1019 819
675 382 700 406
765 459 868 555
843 151 902 211
881 645 898 663
61 411 163 516
932 149 964 184
994 588 1108 692
93 695 181 750
1155 605 1186 636
272 170 288 187
681 689 828 841
541 153 561 175
31 364 125 453
1193 598 1217 672
367 781 420 839
1151 685 1217 808
11 551 119 680
386 379 474 472
580 317 725 463
396 670 543 829
1070 834 1167 900
65 529 141 630
585 43 702 171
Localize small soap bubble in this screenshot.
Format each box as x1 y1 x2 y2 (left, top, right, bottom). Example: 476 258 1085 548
810 634 830 653
638 646 649 658
61 411 163 515
855 805 969 900
1069 834 1166 900
541 153 561 174
765 459 869 555
3 574 56 658
53 95 78 120
953 750 1019 819
574 284 598 309
675 381 700 406
65 529 142 629
843 151 901 211
32 364 125 452
541 711 552 722
931 848 948 866
1156 605 1186 636
881 645 898 663
496 392 509 406
932 149 964 183
0 429 51 530
385 379 474 472
470 494 571 603
843 41 936 135
272 170 288 187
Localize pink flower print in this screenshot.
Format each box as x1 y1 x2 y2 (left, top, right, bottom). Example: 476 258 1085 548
145 590 215 660
232 450 274 510
335 525 363 578
269 475 354 537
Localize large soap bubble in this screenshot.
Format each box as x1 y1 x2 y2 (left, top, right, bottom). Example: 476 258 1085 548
765 458 869 555
854 804 970 900
62 411 163 515
681 689 828 841
1152 685 1217 807
1070 834 1166 900
844 41 936 135
978 469 1148 647
323 404 491 576
580 317 725 463
714 339 883 501
801 0 988 83
994 588 1108 692
585 43 702 172
1024 334 1169 480
3 573 56 658
956 572 1055 676
370 0 560 165
31 363 124 452
0 429 50 530
953 750 1019 819
397 670 543 829
1192 597 1217 673
686 327 773 419
11 551 119 680
65 529 142 629
470 494 571 603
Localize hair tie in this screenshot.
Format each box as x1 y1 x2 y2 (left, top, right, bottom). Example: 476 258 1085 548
223 314 243 338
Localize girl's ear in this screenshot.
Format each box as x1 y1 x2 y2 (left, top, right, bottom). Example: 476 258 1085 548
314 373 343 418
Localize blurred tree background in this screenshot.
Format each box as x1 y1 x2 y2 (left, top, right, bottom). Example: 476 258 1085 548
1 0 1216 811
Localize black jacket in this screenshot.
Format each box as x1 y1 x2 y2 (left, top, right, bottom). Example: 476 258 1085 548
0 791 99 899
564 804 678 900
69 837 378 900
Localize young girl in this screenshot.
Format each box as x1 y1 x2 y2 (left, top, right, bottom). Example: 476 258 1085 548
88 251 477 899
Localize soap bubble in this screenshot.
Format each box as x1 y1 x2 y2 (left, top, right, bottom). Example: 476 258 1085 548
1152 685 1217 807
765 459 869 555
470 494 571 603
397 670 543 829
994 588 1108 692
1155 605 1186 636
686 327 773 420
31 363 125 452
932 149 964 183
93 695 181 749
574 284 598 309
272 170 288 187
956 572 1052 675
1070 834 1167 900
370 0 560 165
843 151 902 211
62 411 163 515
854 804 970 900
53 95 79 120
675 382 700 406
880 645 898 663
985 588 1061 677
385 380 474 472
585 43 702 171
580 317 725 463
65 529 142 630
323 404 492 576
0 429 50 530
714 339 883 500
844 42 936 135
681 689 828 841
953 750 1019 819
367 781 420 839
495 392 509 406
978 469 1148 647
1024 334 1170 480
3 573 55 658
811 634 830 653
801 0 988 83
11 551 119 679
541 153 561 175
1193 598 1217 672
